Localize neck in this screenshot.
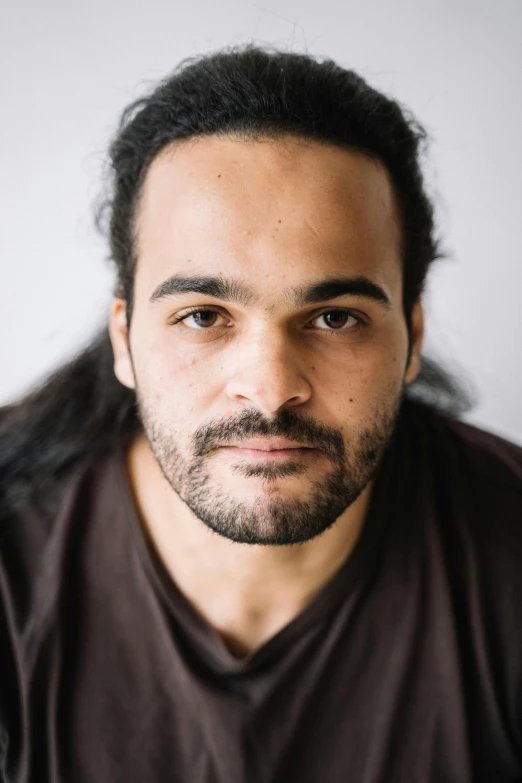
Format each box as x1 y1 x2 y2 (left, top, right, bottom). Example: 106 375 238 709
125 433 375 659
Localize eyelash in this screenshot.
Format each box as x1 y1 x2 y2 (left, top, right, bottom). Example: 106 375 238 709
169 306 369 335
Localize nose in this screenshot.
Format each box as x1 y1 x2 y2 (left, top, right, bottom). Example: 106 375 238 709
225 328 312 415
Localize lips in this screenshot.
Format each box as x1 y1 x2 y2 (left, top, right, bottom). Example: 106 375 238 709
224 438 311 451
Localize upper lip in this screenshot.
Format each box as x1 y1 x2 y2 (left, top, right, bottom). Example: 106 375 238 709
224 438 311 451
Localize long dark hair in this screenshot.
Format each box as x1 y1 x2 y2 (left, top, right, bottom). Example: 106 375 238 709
1 44 478 513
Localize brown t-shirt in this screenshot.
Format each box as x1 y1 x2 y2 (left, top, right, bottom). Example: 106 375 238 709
1 400 522 783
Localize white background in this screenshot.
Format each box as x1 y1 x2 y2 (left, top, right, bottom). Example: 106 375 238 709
1 0 521 444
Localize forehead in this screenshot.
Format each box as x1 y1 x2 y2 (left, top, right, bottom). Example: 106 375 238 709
134 135 403 307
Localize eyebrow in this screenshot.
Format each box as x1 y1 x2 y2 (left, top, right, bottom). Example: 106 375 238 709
149 274 392 311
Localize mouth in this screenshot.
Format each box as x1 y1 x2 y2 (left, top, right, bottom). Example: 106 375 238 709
219 444 318 461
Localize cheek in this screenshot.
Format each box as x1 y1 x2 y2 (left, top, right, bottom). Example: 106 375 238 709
325 339 403 386
323 343 404 417
135 336 217 415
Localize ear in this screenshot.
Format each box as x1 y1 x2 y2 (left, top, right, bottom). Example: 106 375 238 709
404 298 424 385
108 298 136 390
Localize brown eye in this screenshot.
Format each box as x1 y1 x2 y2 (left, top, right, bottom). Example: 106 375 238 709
171 308 227 329
311 310 361 331
323 312 350 329
188 310 220 328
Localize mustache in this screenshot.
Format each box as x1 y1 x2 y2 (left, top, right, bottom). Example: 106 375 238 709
192 408 345 461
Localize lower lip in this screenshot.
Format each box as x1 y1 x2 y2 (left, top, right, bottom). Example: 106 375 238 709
220 446 317 460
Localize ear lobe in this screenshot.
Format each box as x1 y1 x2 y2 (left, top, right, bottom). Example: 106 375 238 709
404 298 424 385
108 298 136 390
404 352 421 385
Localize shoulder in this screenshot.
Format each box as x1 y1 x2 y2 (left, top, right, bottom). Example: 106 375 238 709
0 400 105 633
430 407 522 532
422 411 522 749
401 399 522 498
438 412 522 492
399 400 522 579
408 403 522 632
443 410 521 559
401 403 522 731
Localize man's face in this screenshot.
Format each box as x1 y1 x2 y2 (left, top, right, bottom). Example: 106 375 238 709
110 136 423 546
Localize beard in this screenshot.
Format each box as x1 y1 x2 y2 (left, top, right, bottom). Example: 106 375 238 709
134 385 404 547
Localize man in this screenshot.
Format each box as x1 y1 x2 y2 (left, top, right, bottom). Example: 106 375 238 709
0 45 521 783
